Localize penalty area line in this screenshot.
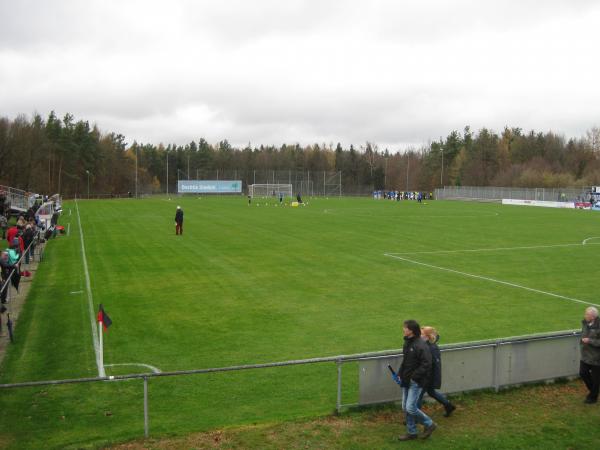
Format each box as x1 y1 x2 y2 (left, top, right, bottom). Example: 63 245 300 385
387 241 600 256
384 253 599 308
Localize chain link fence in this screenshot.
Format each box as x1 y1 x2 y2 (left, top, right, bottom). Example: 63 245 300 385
186 170 342 197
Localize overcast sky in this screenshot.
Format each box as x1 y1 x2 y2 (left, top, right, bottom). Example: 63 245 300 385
1 0 599 150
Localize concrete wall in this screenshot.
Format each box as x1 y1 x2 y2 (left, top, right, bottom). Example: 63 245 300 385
358 331 580 406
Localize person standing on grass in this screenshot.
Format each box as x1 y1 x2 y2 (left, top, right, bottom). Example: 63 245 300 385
397 319 437 441
175 206 184 235
418 326 456 417
580 306 600 404
22 224 34 264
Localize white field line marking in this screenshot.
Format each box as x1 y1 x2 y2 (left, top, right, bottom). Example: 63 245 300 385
70 290 83 294
388 242 599 256
76 200 104 377
384 253 599 308
104 363 162 374
67 223 71 236
583 237 600 245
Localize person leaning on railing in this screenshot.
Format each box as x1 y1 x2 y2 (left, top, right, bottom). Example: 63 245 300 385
580 306 600 404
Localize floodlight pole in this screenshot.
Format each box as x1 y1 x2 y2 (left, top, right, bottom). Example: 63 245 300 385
406 154 410 191
384 157 388 190
86 170 90 199
440 137 444 187
135 146 138 198
166 150 169 196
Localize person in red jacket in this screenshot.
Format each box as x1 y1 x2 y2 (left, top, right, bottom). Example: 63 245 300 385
6 225 18 247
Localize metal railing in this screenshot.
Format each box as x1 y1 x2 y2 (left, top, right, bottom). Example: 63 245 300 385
0 231 47 341
435 186 589 203
0 184 33 213
355 330 582 407
0 329 583 440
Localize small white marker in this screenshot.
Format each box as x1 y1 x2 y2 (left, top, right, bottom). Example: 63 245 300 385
109 376 114 380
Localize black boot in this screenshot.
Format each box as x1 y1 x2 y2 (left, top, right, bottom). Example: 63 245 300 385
444 403 456 417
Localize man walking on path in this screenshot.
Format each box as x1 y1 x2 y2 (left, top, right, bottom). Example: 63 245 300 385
175 206 184 235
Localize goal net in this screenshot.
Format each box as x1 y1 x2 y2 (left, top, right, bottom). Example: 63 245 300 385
248 184 293 199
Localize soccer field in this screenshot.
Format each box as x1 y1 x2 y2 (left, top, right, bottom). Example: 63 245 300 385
1 196 599 448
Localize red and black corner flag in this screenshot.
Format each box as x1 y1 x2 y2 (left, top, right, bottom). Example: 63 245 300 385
97 304 112 330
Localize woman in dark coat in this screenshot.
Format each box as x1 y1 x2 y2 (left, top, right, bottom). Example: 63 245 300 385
418 326 456 417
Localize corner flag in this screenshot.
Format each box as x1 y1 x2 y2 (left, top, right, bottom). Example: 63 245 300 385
97 304 112 330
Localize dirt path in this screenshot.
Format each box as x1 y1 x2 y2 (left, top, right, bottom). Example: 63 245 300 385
0 242 46 364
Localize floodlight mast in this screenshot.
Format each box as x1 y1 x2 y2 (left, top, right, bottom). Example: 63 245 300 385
166 150 169 196
86 170 90 199
135 146 138 198
440 136 444 187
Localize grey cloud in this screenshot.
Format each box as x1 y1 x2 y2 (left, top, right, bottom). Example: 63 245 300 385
2 1 600 151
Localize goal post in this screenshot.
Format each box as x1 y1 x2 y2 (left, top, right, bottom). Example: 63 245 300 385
248 183 293 199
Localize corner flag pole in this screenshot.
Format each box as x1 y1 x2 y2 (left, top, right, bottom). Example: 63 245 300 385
98 319 105 377
97 304 111 378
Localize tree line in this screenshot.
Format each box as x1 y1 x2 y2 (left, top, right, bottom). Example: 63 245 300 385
1 112 599 197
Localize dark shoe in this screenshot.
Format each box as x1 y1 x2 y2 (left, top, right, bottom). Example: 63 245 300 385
398 434 418 441
421 422 437 439
444 403 456 417
584 397 597 404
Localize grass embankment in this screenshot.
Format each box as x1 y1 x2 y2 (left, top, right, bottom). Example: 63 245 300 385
111 381 600 450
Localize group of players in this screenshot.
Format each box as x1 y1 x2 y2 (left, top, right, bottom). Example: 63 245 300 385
374 190 434 201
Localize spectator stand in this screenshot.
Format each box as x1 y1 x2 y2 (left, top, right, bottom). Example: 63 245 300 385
0 184 32 217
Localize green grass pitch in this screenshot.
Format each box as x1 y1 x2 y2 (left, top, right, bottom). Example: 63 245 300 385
0 196 598 448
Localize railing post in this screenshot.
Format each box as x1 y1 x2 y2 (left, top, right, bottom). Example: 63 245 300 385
143 376 149 438
336 359 342 414
493 342 500 392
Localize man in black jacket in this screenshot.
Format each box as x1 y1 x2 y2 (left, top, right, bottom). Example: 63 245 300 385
397 319 437 441
580 306 600 404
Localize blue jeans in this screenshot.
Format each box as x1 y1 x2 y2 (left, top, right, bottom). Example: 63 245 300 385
402 380 433 435
418 387 452 409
